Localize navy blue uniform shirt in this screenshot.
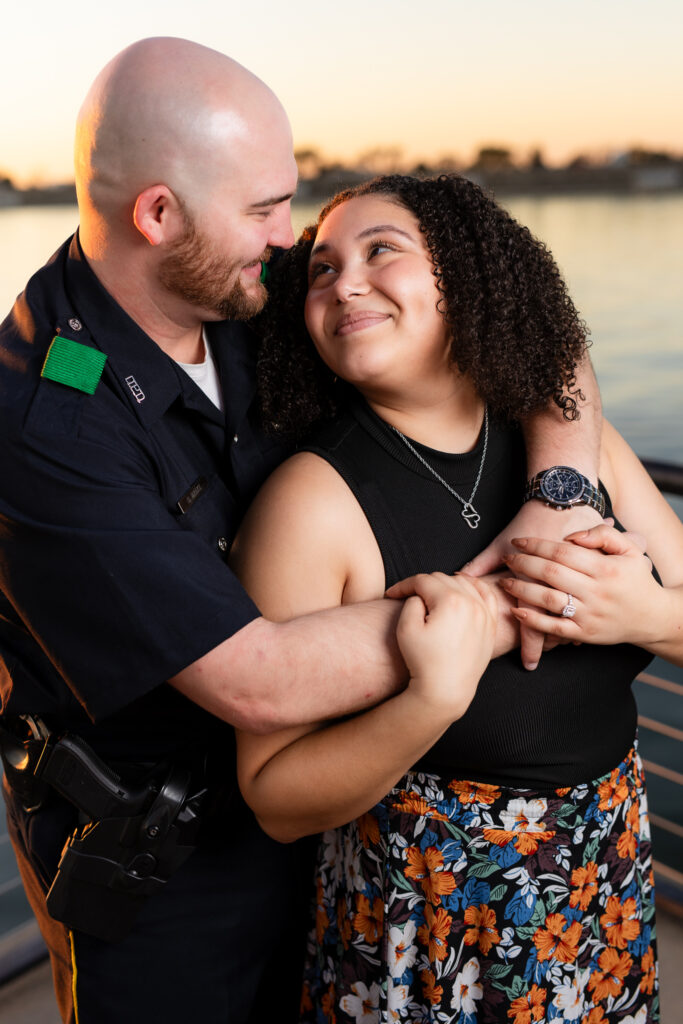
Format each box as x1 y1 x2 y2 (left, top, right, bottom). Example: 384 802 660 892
0 234 288 763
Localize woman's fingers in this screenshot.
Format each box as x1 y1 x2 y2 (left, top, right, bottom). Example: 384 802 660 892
510 605 579 638
508 536 605 578
500 576 581 617
565 524 648 556
503 548 589 597
387 570 490 606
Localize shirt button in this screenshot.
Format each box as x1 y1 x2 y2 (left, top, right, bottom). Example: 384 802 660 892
217 537 228 552
233 434 239 444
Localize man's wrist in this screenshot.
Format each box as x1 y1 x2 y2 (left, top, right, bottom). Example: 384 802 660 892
524 466 607 517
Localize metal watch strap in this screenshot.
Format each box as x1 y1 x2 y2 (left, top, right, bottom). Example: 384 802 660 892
525 470 607 517
580 479 607 517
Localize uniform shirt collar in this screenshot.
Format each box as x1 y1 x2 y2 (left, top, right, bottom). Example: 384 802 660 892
62 234 258 430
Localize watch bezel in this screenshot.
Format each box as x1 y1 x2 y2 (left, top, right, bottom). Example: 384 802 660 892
538 465 586 507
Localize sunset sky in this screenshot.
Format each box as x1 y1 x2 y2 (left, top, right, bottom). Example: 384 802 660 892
1 0 681 185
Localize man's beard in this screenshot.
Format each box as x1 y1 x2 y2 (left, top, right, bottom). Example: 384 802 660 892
159 213 269 321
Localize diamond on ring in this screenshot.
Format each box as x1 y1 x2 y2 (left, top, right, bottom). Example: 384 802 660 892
561 594 576 618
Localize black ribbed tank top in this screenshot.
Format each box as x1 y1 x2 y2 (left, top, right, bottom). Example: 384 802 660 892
304 398 652 788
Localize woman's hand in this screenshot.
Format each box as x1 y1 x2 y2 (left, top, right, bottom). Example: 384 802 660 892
390 572 498 721
463 501 604 670
499 523 672 648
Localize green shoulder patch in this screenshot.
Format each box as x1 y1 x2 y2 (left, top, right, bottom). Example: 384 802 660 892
41 336 107 395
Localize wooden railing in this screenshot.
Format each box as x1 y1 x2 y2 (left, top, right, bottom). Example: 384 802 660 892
635 458 683 909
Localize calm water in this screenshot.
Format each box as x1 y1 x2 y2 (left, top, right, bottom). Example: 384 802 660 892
1 195 682 462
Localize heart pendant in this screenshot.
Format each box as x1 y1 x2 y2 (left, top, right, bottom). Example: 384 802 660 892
461 505 480 529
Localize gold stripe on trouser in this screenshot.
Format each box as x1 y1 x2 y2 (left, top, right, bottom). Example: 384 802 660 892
69 931 81 1024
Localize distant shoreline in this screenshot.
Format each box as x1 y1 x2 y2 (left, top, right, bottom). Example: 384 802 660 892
2 159 682 210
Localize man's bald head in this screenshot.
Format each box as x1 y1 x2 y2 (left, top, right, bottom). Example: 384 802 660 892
75 37 292 216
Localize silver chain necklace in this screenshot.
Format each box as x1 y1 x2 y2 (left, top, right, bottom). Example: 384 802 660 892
389 407 489 529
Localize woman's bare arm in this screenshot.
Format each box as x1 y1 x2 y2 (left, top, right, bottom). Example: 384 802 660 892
232 453 496 841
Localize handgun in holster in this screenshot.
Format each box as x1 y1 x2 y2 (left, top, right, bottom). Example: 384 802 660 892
0 715 209 942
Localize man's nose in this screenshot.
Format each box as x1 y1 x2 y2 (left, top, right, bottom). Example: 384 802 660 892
268 205 295 250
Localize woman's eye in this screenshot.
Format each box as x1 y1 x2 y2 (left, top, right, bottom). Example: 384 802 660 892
309 262 335 281
368 241 395 258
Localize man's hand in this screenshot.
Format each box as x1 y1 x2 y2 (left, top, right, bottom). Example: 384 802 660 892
388 571 521 661
464 502 604 670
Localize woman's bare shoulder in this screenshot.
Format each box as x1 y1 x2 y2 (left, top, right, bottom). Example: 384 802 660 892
231 451 385 616
246 450 363 527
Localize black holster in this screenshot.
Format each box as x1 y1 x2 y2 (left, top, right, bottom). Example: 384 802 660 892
0 716 210 942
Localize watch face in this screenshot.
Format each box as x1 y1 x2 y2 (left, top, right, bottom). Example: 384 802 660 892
539 466 584 505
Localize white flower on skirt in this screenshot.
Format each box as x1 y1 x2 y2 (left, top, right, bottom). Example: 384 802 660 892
499 797 549 833
340 981 382 1024
552 976 586 1020
620 1007 648 1024
387 979 411 1018
342 832 366 892
388 920 418 976
451 957 484 1014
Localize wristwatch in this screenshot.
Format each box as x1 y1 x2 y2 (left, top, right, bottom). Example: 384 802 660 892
524 465 607 517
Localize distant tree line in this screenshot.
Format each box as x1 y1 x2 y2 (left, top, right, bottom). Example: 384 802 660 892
1 146 681 206
292 145 683 200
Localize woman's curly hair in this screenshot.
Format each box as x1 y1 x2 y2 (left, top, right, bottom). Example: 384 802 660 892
257 173 589 439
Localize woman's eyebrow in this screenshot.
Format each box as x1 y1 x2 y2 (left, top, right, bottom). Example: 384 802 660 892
310 224 414 260
356 224 414 241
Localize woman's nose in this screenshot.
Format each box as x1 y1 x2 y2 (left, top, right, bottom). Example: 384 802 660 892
332 265 369 302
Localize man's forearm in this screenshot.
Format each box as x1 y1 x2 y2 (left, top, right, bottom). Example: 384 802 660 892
523 354 602 480
170 598 407 733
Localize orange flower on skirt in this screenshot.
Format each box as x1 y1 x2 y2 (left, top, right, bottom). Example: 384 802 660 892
448 778 501 805
337 899 352 950
300 981 314 1015
597 768 629 810
464 903 501 955
420 968 443 1006
582 1008 607 1024
353 893 383 945
484 797 556 856
417 904 453 962
507 983 547 1024
587 947 633 1002
616 800 640 860
405 846 456 904
569 861 599 911
321 983 336 1021
391 790 449 820
533 912 581 964
600 894 641 949
358 812 380 849
640 946 657 994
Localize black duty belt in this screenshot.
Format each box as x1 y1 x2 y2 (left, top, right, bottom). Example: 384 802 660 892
0 714 209 942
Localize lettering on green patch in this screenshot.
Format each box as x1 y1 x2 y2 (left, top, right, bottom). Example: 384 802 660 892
41 336 107 395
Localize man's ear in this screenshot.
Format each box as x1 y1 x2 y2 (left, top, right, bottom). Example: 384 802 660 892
133 185 184 246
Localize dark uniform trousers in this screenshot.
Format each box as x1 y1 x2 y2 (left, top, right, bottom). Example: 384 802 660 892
5 780 312 1023
0 235 310 1022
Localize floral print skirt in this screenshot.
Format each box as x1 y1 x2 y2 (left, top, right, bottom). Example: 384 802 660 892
300 743 658 1023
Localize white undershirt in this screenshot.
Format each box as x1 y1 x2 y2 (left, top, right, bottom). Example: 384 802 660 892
176 329 224 412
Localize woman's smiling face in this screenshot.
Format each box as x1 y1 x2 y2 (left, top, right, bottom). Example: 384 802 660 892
304 195 453 398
